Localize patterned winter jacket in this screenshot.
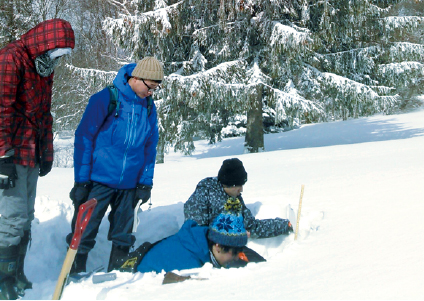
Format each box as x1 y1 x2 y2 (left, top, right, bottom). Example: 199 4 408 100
184 177 291 238
0 19 75 166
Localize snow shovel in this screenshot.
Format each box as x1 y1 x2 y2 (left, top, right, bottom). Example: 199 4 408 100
52 198 97 300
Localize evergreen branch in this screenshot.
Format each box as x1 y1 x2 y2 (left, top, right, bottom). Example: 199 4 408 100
104 0 131 15
65 64 118 81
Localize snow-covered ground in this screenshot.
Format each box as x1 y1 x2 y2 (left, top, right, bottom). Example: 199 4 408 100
22 108 424 299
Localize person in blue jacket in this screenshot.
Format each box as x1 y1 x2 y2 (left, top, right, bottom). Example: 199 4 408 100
113 198 249 284
66 57 163 273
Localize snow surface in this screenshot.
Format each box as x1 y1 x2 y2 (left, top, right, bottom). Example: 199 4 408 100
22 108 424 299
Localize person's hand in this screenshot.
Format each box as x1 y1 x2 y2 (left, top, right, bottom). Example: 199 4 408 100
69 182 91 205
162 272 191 285
133 185 152 208
39 160 53 177
0 156 17 189
287 221 294 233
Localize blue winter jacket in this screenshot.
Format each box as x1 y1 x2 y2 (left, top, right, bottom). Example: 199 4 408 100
74 63 159 189
137 220 211 273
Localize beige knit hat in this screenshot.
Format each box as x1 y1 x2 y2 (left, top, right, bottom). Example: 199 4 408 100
131 57 164 82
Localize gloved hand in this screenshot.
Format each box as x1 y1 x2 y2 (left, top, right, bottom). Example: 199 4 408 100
133 185 152 208
69 182 91 206
287 221 294 233
0 156 17 189
39 160 53 177
162 272 191 285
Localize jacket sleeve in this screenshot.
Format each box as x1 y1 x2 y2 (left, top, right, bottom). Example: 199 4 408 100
0 52 19 156
74 89 109 183
138 104 159 186
240 196 292 238
40 79 54 162
183 185 211 226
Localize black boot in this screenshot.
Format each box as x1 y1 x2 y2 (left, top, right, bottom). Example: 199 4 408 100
118 242 153 273
107 244 130 272
69 253 88 275
0 245 18 300
16 230 32 292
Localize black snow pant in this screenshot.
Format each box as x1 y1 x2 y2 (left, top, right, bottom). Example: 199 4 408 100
66 182 137 254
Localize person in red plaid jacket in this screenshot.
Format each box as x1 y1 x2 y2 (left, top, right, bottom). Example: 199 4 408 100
0 19 74 299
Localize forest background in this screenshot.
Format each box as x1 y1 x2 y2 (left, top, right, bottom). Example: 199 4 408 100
1 0 423 164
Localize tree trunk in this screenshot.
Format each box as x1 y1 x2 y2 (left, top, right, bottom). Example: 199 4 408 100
244 84 264 153
156 137 165 164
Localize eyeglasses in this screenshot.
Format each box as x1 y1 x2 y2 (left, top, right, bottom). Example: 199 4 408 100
139 78 161 92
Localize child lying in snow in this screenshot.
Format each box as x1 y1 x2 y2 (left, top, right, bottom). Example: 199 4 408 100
110 198 249 283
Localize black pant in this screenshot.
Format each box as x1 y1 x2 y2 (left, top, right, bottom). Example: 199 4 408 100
66 182 136 253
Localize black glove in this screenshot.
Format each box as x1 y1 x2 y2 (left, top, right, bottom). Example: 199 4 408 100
133 185 152 208
0 156 17 189
39 160 53 177
286 221 293 234
287 221 294 233
69 182 91 206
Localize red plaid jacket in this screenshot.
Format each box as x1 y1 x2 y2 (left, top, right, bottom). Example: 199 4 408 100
0 19 75 167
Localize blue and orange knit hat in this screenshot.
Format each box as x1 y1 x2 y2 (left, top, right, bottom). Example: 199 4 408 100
208 197 248 247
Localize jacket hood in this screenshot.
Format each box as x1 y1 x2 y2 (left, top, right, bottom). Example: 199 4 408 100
177 220 210 260
113 63 140 101
198 177 224 193
21 18 75 60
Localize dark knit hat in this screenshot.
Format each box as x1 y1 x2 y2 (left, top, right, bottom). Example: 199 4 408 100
217 158 247 186
208 198 247 247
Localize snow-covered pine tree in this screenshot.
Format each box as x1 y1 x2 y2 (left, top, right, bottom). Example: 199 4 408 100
0 0 71 48
103 0 321 157
0 0 38 48
303 0 424 120
377 1 424 109
51 0 123 132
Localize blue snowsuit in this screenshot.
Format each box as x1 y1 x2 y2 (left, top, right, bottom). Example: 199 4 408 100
137 220 211 273
69 63 159 252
